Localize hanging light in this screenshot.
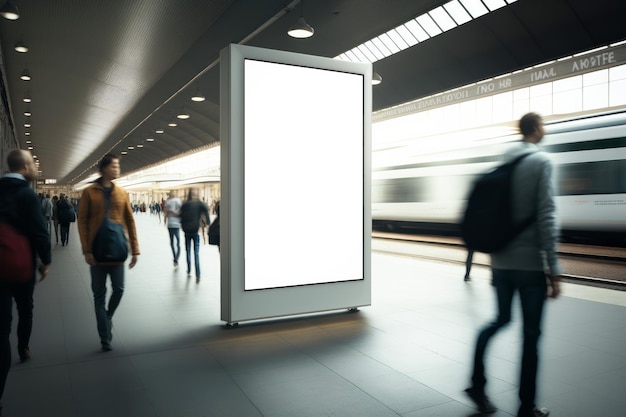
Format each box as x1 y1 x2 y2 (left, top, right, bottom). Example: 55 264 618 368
191 87 205 102
14 41 28 53
20 69 31 81
372 71 383 85
177 107 190 119
288 1 314 38
0 0 19 20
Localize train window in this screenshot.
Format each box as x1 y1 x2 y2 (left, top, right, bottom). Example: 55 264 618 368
557 160 626 195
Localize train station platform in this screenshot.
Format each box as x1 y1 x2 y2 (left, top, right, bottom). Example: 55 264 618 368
3 214 625 417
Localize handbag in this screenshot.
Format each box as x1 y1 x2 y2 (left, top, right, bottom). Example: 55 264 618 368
207 216 220 246
92 195 128 262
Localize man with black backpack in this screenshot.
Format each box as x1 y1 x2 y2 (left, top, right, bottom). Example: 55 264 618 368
0 149 51 416
464 113 561 417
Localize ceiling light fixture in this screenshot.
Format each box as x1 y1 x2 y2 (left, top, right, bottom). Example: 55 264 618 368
24 122 31 128
24 132 30 136
372 71 383 85
0 0 19 20
127 145 134 150
22 91 31 103
137 143 144 148
14 41 28 53
20 69 31 81
177 107 190 119
288 1 314 38
146 137 155 142
155 125 164 134
24 109 31 116
121 151 128 155
191 87 205 102
168 120 177 127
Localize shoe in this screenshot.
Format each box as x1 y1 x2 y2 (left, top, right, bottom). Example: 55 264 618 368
18 347 31 363
173 260 178 267
464 387 497 414
101 342 112 352
464 275 471 282
196 275 200 283
519 407 550 417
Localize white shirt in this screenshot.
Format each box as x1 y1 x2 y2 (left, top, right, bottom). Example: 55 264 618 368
164 197 182 228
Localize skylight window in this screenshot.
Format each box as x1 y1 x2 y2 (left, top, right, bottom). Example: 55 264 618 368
336 0 518 64
444 1 472 25
429 7 458 32
460 0 489 18
416 14 443 37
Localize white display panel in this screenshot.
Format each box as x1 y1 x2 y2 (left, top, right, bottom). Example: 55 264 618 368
220 44 371 324
244 59 364 290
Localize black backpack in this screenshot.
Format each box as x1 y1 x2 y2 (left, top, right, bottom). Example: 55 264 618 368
460 152 536 253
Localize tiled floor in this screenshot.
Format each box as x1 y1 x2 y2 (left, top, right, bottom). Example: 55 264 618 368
3 214 625 417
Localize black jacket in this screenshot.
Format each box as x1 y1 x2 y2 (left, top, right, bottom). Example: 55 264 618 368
180 200 210 234
0 176 52 266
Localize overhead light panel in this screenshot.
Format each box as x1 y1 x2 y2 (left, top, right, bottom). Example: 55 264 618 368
288 1 314 38
14 41 28 53
20 69 31 81
0 0 19 20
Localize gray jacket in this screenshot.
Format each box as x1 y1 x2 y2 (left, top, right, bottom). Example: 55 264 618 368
491 141 562 276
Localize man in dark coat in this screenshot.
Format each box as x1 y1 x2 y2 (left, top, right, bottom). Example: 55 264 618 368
0 149 51 416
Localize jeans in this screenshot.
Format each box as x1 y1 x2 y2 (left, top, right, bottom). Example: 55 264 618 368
168 227 180 262
0 276 36 399
90 265 124 344
184 232 200 277
471 269 547 414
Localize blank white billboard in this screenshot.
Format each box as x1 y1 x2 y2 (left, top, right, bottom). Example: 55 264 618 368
220 44 371 324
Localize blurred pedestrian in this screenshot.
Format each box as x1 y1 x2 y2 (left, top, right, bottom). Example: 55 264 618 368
77 153 139 352
164 191 182 267
0 150 51 416
465 113 561 417
180 188 209 281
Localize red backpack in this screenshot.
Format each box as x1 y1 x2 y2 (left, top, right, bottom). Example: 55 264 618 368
0 220 33 283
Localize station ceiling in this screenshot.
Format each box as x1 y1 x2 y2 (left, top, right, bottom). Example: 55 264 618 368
1 0 625 185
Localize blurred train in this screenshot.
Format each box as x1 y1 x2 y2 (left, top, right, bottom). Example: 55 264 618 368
372 110 626 246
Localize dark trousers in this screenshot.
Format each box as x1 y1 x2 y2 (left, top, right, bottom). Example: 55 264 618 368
471 269 547 415
0 277 36 399
60 222 70 244
184 232 200 277
90 265 124 344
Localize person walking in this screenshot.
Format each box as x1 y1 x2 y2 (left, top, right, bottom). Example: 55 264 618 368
51 195 60 244
465 113 561 417
164 191 182 267
77 153 139 352
57 194 74 246
0 150 51 416
41 193 53 238
180 188 209 281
